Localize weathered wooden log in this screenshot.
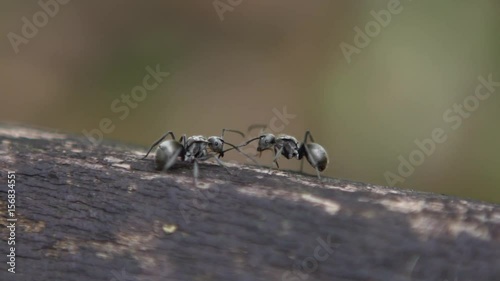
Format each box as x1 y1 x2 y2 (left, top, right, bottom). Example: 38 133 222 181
0 124 498 281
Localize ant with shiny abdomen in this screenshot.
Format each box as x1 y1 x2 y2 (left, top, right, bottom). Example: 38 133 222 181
225 125 329 179
142 129 258 185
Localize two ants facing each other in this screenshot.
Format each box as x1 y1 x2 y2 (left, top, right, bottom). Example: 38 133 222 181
142 127 328 184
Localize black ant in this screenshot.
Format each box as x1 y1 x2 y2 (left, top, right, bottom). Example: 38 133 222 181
142 129 257 185
227 125 329 179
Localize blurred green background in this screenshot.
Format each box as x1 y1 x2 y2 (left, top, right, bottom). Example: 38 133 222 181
1 1 499 203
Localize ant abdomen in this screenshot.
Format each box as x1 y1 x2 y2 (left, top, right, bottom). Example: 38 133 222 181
155 140 184 171
303 143 329 172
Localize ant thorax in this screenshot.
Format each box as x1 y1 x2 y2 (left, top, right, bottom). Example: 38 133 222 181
275 134 300 159
184 135 208 162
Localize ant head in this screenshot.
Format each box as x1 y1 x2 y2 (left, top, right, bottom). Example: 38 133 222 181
207 136 224 154
257 134 276 151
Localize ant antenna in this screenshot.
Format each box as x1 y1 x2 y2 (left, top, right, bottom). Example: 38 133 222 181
222 136 261 155
220 139 261 166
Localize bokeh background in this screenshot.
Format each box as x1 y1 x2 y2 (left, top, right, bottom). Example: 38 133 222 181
1 0 499 203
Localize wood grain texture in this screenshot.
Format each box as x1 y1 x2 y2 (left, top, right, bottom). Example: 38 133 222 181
0 124 499 281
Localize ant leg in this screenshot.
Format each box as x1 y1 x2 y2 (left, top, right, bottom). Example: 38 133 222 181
221 141 261 167
303 130 316 144
155 144 182 171
273 147 283 169
315 168 322 180
221 136 261 155
163 146 183 171
178 134 188 161
197 153 232 175
180 134 187 148
143 131 176 159
299 144 316 174
299 131 317 176
212 155 232 175
193 159 199 187
219 129 245 158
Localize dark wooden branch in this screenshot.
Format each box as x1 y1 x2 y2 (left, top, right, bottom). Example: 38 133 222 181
0 124 499 281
